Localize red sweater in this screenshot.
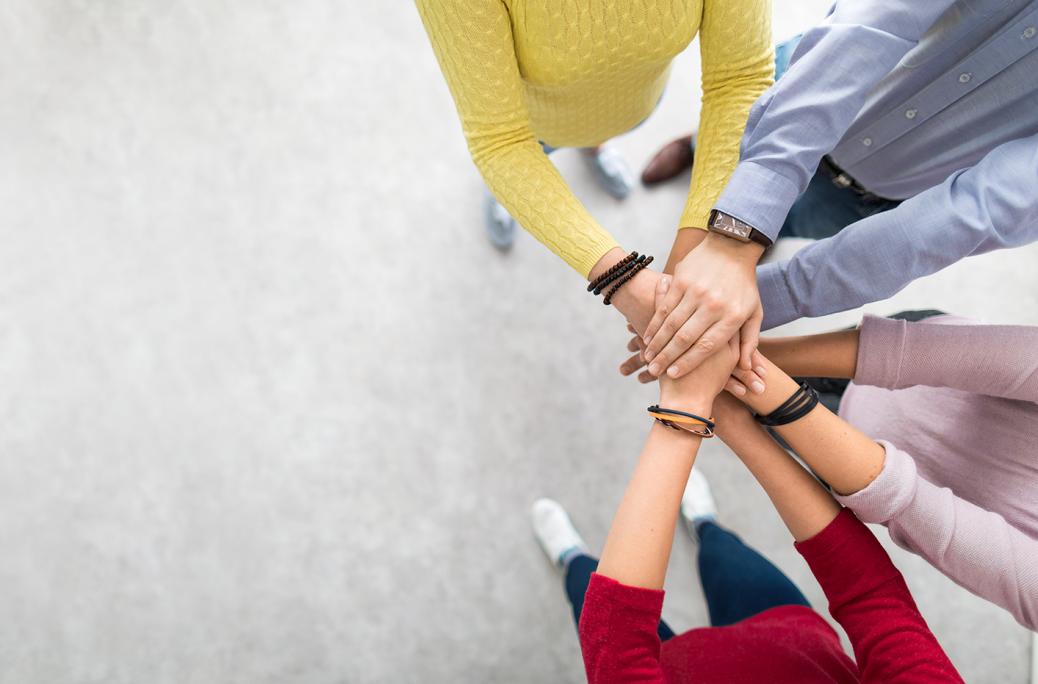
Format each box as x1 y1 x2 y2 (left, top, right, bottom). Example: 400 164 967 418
578 509 963 683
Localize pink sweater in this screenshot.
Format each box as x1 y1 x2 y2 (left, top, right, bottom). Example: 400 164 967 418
836 315 1038 630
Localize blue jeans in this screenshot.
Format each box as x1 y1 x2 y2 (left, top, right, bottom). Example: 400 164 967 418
772 36 901 240
564 521 810 638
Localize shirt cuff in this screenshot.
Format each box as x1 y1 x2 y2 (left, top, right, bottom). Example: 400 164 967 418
585 573 665 616
713 161 802 241
833 441 917 525
854 315 908 388
757 261 799 330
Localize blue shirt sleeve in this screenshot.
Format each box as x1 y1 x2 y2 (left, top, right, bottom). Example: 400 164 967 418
759 132 1038 329
715 0 958 240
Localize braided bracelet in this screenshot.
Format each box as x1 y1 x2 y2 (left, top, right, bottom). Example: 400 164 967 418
603 255 653 305
754 382 819 426
588 251 638 294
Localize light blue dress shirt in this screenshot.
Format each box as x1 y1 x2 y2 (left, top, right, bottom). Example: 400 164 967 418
713 0 1038 329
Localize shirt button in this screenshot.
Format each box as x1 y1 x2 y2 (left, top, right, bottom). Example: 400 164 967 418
958 72 972 83
1024 26 1036 38
905 109 918 119
862 137 873 147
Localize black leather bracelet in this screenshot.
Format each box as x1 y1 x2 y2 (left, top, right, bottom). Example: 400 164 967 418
755 383 819 426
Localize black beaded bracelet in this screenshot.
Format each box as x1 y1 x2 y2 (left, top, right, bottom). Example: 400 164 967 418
603 255 653 305
588 251 638 294
754 382 819 426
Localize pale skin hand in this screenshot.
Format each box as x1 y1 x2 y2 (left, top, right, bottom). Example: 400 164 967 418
620 271 766 391
642 232 764 379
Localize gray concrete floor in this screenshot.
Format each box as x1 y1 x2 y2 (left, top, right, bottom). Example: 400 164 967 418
2 1 1035 682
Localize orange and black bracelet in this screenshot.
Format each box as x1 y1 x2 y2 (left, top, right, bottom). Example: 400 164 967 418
647 405 715 438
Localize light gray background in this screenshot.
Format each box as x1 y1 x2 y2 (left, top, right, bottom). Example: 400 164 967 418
2 1 1035 682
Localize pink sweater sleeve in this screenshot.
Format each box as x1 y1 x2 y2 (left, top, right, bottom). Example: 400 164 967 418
854 315 1038 402
834 442 1038 631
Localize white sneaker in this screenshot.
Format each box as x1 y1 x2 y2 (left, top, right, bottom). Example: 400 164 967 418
680 470 718 542
583 145 634 199
531 498 589 568
483 190 517 251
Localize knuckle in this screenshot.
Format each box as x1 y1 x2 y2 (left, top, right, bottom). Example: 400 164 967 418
675 330 694 346
695 336 717 354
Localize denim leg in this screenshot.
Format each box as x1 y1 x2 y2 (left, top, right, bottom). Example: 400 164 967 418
564 554 676 642
696 522 810 627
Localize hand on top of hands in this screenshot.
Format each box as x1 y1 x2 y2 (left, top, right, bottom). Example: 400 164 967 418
640 233 764 380
654 275 741 413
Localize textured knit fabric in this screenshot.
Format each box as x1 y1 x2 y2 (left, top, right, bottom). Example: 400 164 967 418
836 315 1038 630
579 509 961 683
415 0 773 276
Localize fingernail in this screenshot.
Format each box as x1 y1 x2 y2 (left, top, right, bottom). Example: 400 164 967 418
667 366 680 378
644 351 654 361
755 366 767 377
643 335 653 346
659 277 670 293
751 381 765 394
732 384 746 396
649 363 660 375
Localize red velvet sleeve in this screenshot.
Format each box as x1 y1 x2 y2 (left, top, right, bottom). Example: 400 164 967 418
796 508 964 683
578 573 667 684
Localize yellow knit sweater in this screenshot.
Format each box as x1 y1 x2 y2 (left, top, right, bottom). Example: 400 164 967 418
417 0 773 277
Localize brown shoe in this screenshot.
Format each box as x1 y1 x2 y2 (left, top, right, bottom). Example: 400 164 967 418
641 135 694 186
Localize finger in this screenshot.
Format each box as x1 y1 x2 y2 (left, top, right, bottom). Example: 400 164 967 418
638 370 656 384
619 351 648 376
649 308 720 377
643 297 699 366
731 365 766 395
739 306 763 370
627 336 640 353
642 278 684 349
751 349 767 377
627 323 636 334
725 377 748 397
664 317 740 379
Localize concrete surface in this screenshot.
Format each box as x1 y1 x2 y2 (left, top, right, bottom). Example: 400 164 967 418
1 1 1035 682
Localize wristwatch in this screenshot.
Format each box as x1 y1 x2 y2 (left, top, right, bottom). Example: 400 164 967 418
708 209 772 247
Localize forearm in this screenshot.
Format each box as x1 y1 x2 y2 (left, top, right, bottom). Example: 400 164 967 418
740 357 885 496
597 422 703 589
759 131 1038 329
714 1 955 239
758 329 860 379
715 411 840 541
663 228 707 274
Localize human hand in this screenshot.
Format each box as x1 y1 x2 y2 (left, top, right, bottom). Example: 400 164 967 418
658 305 740 415
710 391 758 440
641 233 764 379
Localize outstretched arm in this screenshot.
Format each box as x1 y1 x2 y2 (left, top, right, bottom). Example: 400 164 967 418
580 310 739 684
712 396 962 683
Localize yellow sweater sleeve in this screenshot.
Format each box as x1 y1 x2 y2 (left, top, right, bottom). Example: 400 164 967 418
415 0 619 278
681 0 774 231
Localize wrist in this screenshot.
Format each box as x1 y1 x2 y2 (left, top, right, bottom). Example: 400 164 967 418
609 268 656 331
703 231 765 265
657 391 716 418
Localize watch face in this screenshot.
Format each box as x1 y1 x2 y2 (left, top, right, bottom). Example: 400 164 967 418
711 212 751 239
